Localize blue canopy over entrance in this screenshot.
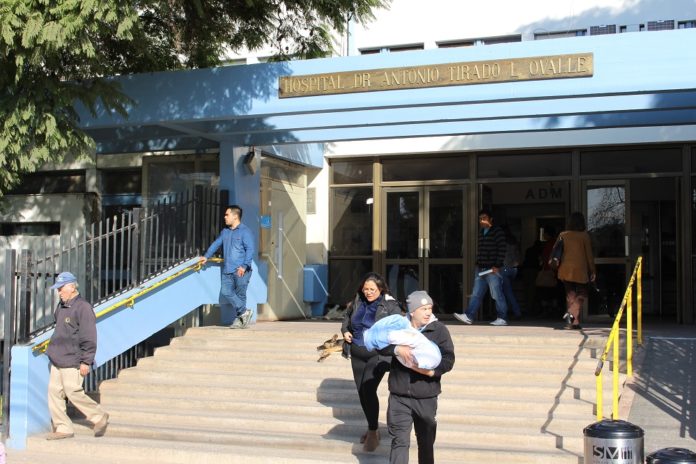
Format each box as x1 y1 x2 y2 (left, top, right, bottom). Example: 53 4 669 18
79 28 696 164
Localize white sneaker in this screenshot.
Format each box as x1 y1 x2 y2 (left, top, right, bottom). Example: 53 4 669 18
490 318 508 326
453 313 473 324
239 309 253 328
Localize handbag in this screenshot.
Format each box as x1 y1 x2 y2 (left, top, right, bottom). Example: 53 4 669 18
535 269 558 287
548 237 564 270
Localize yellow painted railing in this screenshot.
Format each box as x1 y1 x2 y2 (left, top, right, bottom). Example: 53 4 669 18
31 257 223 355
594 256 643 421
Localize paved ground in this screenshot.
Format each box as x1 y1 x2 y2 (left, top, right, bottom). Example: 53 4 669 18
624 322 696 455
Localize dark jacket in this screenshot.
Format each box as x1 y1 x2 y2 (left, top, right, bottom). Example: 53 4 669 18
46 294 98 368
341 294 402 358
476 225 506 269
381 320 455 398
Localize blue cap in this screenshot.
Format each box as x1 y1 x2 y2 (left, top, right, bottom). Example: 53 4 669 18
51 272 77 290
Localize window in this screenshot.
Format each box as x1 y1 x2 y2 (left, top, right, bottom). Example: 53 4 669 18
101 169 142 220
678 20 696 29
438 35 521 48
221 58 247 66
620 24 644 33
331 160 373 184
8 170 86 194
647 20 675 31
328 259 372 305
389 44 424 52
330 187 373 256
102 169 141 195
0 222 60 236
590 25 617 35
534 30 587 40
382 156 469 181
477 153 571 178
437 39 475 48
359 44 424 54
481 35 522 45
581 147 682 175
143 155 219 205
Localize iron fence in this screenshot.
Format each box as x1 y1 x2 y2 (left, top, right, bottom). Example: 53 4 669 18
1 186 228 438
6 186 227 343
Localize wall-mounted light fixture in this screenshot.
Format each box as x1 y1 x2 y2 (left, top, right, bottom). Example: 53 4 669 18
244 147 257 175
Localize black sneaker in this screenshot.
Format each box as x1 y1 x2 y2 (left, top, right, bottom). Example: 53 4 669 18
562 313 574 325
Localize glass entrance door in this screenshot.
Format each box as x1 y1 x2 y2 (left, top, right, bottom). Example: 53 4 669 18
383 187 465 313
584 181 631 320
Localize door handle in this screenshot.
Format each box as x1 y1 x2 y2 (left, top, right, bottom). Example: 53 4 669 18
424 238 430 258
625 235 629 257
418 238 424 258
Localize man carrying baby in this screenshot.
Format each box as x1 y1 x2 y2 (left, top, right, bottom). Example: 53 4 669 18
380 290 455 464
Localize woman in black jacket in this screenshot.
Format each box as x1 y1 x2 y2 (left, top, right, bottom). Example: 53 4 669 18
341 271 403 452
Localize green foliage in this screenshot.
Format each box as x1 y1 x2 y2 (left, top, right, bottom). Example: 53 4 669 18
0 0 388 198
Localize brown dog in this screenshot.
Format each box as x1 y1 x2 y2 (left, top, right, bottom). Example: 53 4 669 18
316 334 344 362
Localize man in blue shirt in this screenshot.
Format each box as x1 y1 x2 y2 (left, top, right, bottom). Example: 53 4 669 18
199 205 255 328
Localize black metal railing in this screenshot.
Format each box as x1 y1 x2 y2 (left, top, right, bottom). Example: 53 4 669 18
1 186 227 440
6 186 227 342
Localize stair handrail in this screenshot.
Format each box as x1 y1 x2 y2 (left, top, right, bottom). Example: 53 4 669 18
594 255 643 420
30 258 223 355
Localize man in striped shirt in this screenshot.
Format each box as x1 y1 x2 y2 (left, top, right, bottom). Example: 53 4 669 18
454 208 509 326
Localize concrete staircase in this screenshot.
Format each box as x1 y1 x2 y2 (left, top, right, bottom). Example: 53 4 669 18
10 321 621 463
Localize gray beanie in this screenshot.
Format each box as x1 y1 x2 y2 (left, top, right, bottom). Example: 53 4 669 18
406 290 433 312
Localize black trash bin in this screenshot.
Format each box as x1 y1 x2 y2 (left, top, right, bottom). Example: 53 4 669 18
647 448 696 464
584 420 644 464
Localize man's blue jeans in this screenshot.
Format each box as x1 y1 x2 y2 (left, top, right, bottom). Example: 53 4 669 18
220 270 252 325
501 266 522 317
465 267 508 321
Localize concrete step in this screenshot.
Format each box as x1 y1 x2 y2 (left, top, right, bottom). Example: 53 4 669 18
182 324 607 347
172 331 602 352
102 374 593 414
101 377 604 417
108 366 615 401
100 376 607 408
20 321 623 464
86 406 586 451
99 390 598 432
119 356 610 384
152 345 597 370
128 350 611 378
19 430 584 464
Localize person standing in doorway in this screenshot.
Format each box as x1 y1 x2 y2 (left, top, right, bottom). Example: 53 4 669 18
342 272 403 452
199 205 255 329
556 212 596 329
46 272 109 440
454 208 509 326
383 290 455 464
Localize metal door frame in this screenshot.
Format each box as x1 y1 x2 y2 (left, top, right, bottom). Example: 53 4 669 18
380 185 466 308
582 179 632 322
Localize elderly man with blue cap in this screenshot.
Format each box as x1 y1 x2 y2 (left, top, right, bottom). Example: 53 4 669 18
45 271 109 440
